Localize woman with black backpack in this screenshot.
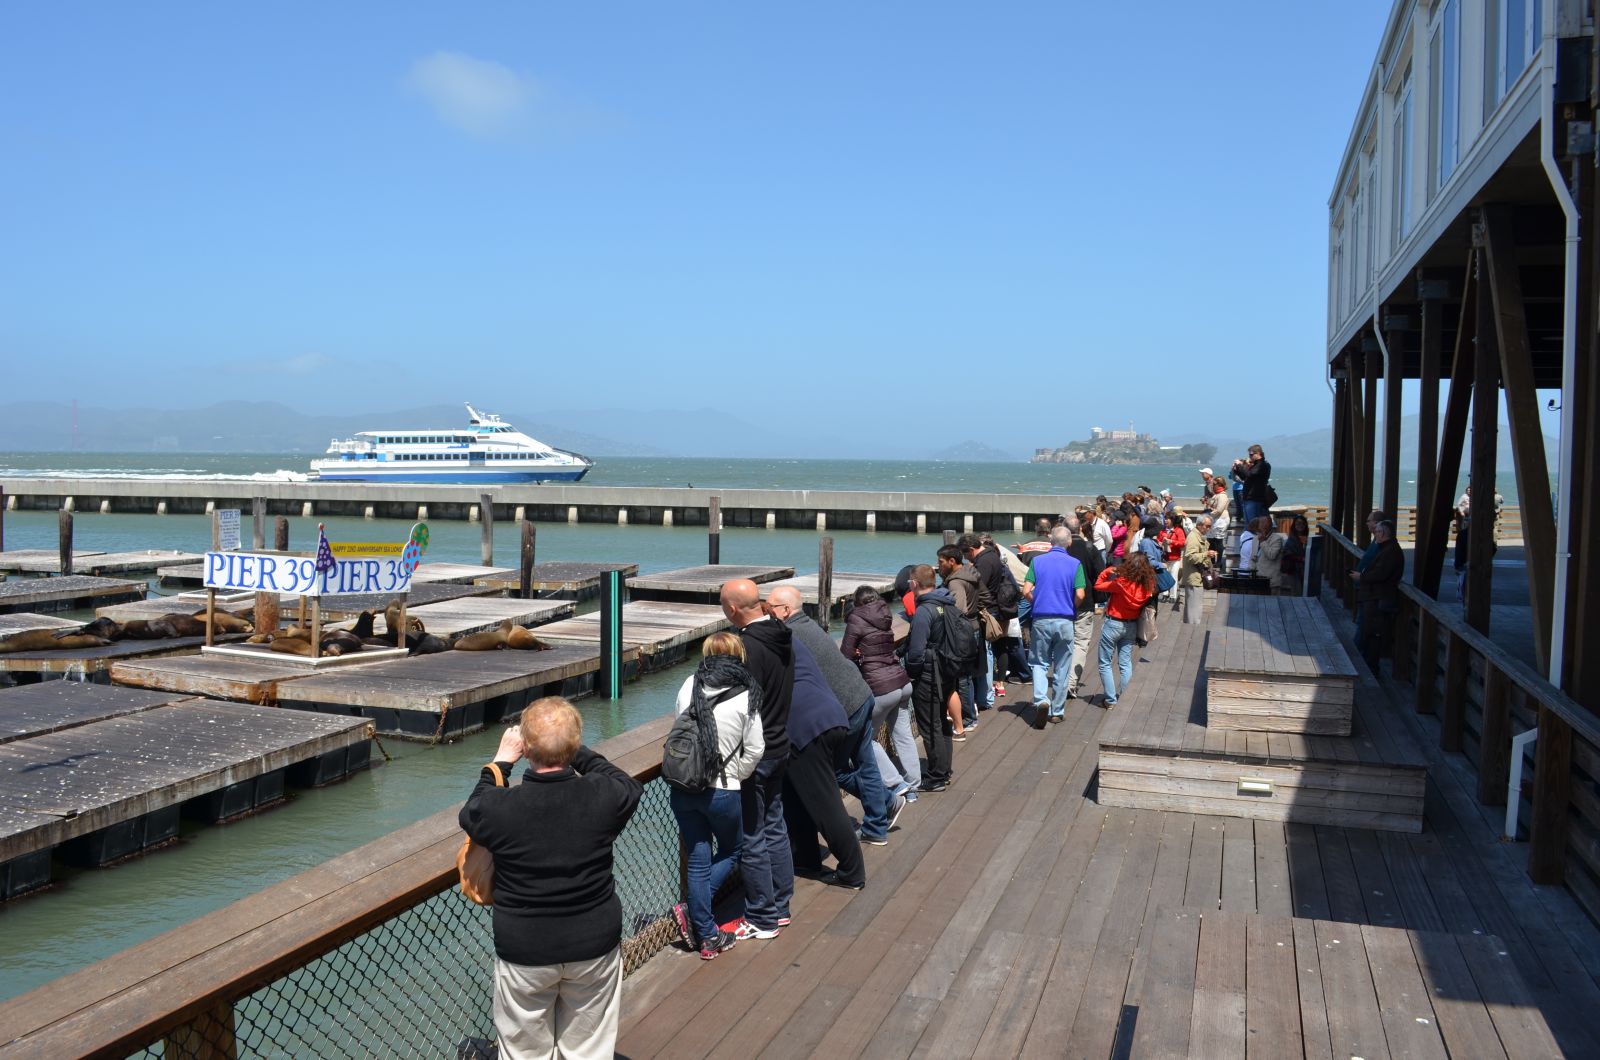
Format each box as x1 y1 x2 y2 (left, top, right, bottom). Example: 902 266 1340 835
667 632 765 960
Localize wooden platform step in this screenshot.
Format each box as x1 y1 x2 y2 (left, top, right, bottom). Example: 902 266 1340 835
1205 595 1357 735
1129 907 1560 1059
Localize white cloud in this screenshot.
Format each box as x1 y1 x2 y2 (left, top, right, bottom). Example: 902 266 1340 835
405 51 532 140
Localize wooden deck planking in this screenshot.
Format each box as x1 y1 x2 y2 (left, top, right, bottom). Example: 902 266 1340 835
0 635 247 679
0 575 145 614
276 645 603 713
616 590 1600 1059
473 561 640 598
625 564 794 602
0 682 201 743
326 596 573 638
111 654 320 704
0 614 79 636
532 601 729 664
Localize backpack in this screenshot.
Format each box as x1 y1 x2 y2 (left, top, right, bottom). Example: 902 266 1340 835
929 603 981 680
994 564 1021 612
661 687 739 794
1264 483 1279 507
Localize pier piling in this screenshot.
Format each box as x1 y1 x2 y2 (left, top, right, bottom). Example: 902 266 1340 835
479 493 494 565
58 511 73 576
519 521 536 600
708 496 722 564
301 502 312 518
252 497 265 550
818 537 834 631
943 529 958 546
99 500 111 515
274 517 289 551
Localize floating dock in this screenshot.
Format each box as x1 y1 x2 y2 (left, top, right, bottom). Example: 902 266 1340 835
0 689 371 899
0 576 146 615
0 614 79 637
533 601 729 671
474 561 640 601
0 550 200 576
0 681 198 743
760 569 899 617
327 596 573 638
0 634 243 686
273 644 617 739
626 564 794 603
110 654 324 705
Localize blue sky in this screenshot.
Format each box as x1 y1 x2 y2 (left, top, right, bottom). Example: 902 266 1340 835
0 2 1394 457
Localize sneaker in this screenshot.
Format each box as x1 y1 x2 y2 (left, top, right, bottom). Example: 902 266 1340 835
1048 713 1064 724
994 685 1006 697
918 780 949 793
669 902 694 947
792 863 831 880
888 794 909 830
1033 703 1048 729
965 719 979 733
777 915 792 927
733 919 780 941
902 789 919 803
819 871 866 891
698 929 737 960
951 730 968 742
1103 696 1118 708
859 830 889 846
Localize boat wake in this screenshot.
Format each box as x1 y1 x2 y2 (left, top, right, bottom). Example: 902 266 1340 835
0 469 311 483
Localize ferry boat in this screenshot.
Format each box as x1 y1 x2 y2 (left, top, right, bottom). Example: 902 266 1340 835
309 405 594 484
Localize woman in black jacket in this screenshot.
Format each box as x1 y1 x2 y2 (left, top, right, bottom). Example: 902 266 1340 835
841 586 919 795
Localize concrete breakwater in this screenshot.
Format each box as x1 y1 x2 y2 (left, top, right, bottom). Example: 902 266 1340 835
0 477 1101 533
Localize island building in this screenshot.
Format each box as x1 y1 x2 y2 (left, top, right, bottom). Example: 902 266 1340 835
1326 0 1599 906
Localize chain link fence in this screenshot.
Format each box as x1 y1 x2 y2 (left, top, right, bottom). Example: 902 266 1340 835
128 778 681 1060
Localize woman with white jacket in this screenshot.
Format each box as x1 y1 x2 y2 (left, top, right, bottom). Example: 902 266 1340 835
668 632 765 959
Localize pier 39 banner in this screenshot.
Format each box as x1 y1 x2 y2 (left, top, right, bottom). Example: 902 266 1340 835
203 523 429 597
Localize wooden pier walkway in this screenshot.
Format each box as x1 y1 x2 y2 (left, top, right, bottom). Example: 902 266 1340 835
617 596 1600 1058
0 575 145 615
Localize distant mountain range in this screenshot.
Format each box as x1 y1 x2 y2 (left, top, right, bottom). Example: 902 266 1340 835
1163 415 1557 472
928 441 1024 462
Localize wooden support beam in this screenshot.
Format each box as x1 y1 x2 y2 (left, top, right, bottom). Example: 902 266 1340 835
1528 707 1573 884
1442 632 1469 751
1477 665 1510 806
1567 146 1599 692
1466 232 1499 635
1414 610 1439 715
1419 251 1477 597
1357 348 1378 545
1330 372 1351 538
1415 297 1443 572
1480 204 1555 670
1382 324 1404 521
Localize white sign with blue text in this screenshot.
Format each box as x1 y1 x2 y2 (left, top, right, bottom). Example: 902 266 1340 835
202 551 416 597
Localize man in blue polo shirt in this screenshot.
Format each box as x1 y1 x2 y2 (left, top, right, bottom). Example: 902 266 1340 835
1021 526 1086 728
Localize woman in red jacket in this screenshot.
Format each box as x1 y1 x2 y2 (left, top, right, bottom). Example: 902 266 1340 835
1159 512 1186 606
1094 554 1157 706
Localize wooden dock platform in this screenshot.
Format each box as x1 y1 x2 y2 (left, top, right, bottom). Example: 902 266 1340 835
274 644 616 739
0 699 370 898
625 564 793 603
111 654 321 705
761 570 899 617
327 596 573 639
474 561 641 601
616 592 1600 1058
532 601 729 671
0 576 145 615
0 550 105 573
0 635 245 686
1205 595 1358 735
0 681 200 743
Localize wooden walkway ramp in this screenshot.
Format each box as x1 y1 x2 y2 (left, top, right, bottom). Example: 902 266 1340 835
617 597 1600 1059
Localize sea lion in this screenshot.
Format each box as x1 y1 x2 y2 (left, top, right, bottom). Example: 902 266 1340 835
406 631 450 656
319 630 364 656
0 630 111 653
246 632 275 645
269 637 314 657
162 614 208 639
452 619 514 652
117 619 169 640
71 617 123 641
506 625 549 651
197 610 253 635
350 611 377 640
382 601 425 647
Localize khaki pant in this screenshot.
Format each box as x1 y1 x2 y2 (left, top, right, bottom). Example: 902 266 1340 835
494 944 622 1060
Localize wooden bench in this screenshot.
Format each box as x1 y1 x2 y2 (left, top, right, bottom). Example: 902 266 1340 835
1205 595 1357 735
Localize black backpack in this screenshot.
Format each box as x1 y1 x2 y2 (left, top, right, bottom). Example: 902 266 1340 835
994 563 1022 613
661 688 738 793
929 603 981 680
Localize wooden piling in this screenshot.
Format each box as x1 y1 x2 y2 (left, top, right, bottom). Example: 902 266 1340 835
252 497 265 550
818 537 834 631
211 510 220 553
58 510 73 577
943 529 958 546
205 588 216 648
599 569 623 699
520 521 536 600
274 517 289 552
480 493 494 566
708 496 721 565
0 485 6 553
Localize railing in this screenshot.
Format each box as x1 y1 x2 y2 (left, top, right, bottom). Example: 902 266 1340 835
1276 503 1523 543
0 715 679 1059
1320 527 1600 919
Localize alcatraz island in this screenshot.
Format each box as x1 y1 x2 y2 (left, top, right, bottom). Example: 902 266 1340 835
1030 425 1216 466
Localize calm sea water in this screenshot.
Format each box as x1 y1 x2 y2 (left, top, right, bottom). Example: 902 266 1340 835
0 451 1496 1001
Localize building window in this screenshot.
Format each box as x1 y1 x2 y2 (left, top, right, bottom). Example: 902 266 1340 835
1435 0 1460 189
1364 166 1378 283
1497 0 1542 101
1391 65 1414 248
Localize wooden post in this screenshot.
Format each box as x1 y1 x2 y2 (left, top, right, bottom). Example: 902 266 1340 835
395 596 407 650
1481 204 1556 670
1419 253 1477 596
1414 611 1438 715
1441 633 1468 751
1466 234 1499 636
480 493 494 566
254 592 279 642
943 529 957 546
211 510 220 553
274 517 289 551
58 509 73 576
1528 707 1573 885
251 497 265 551
205 588 217 648
310 597 322 660
1416 294 1443 575
708 496 721 565
599 569 623 699
1477 665 1510 805
1381 322 1404 521
817 536 834 632
520 520 536 599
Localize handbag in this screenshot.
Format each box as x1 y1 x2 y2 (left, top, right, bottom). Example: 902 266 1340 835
457 762 507 905
1155 565 1176 594
1201 567 1219 591
977 608 1005 642
1138 607 1159 645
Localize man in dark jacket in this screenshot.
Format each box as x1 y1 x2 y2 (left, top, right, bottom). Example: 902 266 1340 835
459 696 642 1060
768 585 896 845
960 532 1020 702
1232 444 1274 526
1349 519 1404 671
938 544 985 728
904 564 956 792
782 640 866 889
720 578 794 938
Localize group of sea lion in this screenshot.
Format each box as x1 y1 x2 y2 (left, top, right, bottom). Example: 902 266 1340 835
0 609 255 654
242 603 549 658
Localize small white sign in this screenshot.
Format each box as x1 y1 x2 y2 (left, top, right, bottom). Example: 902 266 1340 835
216 509 241 552
203 551 417 598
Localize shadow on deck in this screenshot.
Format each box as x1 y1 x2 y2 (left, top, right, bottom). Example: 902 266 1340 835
616 595 1600 1059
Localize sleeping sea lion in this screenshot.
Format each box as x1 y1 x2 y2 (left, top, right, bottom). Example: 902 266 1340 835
269 637 314 657
506 625 549 651
320 630 364 656
117 619 168 640
70 617 123 641
406 631 450 656
0 630 111 653
452 619 514 652
197 610 253 635
162 614 208 638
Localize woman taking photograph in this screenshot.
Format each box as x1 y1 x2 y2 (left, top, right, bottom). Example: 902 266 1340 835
840 584 919 798
668 632 765 960
1094 553 1157 707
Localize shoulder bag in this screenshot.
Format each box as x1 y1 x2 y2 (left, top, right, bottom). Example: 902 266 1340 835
457 762 507 905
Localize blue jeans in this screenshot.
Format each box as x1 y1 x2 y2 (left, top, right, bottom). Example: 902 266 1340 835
836 695 890 840
873 683 919 790
671 786 743 944
739 756 793 929
1098 616 1138 703
1242 499 1270 526
1029 616 1075 716
959 675 977 727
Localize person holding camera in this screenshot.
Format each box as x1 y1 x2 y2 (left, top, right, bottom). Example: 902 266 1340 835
1231 444 1275 527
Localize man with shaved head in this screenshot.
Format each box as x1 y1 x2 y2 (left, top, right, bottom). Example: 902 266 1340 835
719 578 795 938
769 585 899 845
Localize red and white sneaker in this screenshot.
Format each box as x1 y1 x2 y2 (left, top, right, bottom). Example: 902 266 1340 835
733 919 780 940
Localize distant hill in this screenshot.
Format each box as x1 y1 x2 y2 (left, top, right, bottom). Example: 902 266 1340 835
1163 415 1558 471
929 441 1023 462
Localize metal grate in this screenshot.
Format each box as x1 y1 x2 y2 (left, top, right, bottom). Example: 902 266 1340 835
129 779 682 1059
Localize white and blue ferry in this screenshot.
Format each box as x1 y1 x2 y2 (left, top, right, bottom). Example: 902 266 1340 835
310 404 593 484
